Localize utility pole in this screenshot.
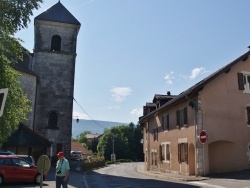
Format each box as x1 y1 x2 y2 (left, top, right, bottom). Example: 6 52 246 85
111 133 116 163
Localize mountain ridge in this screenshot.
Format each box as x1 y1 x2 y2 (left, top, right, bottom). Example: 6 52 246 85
72 119 127 138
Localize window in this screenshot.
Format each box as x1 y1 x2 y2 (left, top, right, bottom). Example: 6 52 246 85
176 107 187 128
51 35 61 51
161 143 170 162
238 72 250 93
247 107 250 125
162 114 169 131
0 158 11 165
178 143 188 163
151 150 157 166
153 128 158 141
12 158 31 168
48 111 58 128
161 144 165 161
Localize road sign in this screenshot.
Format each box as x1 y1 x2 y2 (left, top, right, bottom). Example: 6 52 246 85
37 155 51 174
0 88 8 117
37 155 51 188
199 130 207 144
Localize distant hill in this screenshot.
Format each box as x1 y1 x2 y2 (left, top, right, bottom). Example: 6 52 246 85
72 119 127 138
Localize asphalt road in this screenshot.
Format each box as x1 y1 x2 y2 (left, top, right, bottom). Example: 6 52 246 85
83 162 197 188
1 162 250 188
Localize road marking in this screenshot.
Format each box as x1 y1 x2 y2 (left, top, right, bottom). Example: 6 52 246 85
190 181 226 188
83 171 89 188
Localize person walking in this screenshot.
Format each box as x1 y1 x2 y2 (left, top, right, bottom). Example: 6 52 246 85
55 151 70 188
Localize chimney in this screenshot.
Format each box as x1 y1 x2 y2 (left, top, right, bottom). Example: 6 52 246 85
167 91 171 96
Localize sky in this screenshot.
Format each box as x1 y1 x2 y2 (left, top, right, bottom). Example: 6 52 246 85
16 0 250 124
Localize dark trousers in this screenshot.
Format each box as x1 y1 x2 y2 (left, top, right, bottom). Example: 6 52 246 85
56 176 69 188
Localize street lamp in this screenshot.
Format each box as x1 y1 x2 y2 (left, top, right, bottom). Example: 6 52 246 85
72 116 79 123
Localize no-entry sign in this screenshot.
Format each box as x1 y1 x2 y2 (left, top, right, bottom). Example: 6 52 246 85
199 130 207 144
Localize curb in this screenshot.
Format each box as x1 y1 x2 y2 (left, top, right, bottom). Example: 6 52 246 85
136 165 209 182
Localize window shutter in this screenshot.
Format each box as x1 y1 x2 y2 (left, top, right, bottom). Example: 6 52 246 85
176 110 180 127
156 128 158 141
167 115 169 130
238 73 244 90
161 116 164 130
159 145 162 161
178 144 181 163
184 107 188 126
247 107 250 125
185 143 188 163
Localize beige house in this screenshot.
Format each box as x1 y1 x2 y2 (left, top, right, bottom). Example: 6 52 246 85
139 50 250 176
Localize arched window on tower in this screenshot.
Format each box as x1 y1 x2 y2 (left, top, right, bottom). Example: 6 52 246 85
48 111 58 129
50 35 61 51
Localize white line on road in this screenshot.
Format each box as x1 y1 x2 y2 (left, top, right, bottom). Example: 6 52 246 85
190 181 226 188
83 171 89 188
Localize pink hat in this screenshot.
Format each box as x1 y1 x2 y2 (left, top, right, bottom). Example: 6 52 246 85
56 151 64 157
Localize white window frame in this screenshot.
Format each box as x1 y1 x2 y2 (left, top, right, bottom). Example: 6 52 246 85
161 142 171 163
242 71 250 93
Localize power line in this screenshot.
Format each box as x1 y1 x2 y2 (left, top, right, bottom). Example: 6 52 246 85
73 97 106 129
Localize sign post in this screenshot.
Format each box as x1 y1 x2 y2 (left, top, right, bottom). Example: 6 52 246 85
0 88 8 117
199 130 207 144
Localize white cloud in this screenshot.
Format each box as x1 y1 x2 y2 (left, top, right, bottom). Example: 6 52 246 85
111 87 132 103
72 111 90 120
164 71 175 85
130 108 143 116
189 67 206 80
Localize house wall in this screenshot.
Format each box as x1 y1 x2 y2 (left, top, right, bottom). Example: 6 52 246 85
200 58 250 174
143 101 197 175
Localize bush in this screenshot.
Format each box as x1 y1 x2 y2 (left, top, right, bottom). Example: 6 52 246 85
81 157 105 171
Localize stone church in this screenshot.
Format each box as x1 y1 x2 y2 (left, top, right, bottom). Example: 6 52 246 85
5 1 81 160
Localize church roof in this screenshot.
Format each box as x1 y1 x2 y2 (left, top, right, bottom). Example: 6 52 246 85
35 1 81 26
3 123 51 147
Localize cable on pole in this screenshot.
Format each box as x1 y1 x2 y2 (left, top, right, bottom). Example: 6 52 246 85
73 97 106 129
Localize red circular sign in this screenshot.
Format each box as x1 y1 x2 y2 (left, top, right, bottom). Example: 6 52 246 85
199 130 207 144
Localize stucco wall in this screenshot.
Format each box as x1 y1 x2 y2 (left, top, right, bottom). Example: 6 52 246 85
144 101 196 175
200 58 250 173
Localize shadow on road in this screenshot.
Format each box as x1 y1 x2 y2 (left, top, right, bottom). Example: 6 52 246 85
207 169 250 180
83 170 200 188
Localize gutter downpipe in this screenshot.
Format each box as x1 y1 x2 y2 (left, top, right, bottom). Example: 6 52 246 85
194 99 198 176
185 95 198 176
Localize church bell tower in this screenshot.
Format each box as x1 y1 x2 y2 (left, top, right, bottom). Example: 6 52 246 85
32 1 81 159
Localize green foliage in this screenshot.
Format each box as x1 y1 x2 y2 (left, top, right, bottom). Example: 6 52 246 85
0 0 43 145
97 123 143 161
76 131 91 149
0 0 43 34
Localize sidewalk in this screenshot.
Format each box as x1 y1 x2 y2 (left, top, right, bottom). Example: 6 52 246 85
136 163 209 182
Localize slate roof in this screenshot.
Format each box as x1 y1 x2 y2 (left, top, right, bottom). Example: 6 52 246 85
11 49 37 77
35 1 81 26
3 123 51 147
139 50 250 123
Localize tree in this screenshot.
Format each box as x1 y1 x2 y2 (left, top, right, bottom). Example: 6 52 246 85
97 124 143 161
76 131 91 149
0 0 43 145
